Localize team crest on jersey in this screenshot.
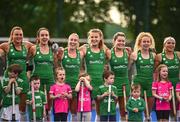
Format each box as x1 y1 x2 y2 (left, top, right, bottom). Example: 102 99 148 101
10 49 14 52
150 59 154 64
138 102 142 106
87 51 91 55
100 53 104 59
175 59 179 64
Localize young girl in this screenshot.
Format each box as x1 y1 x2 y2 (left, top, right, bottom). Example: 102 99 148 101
152 64 172 121
176 81 180 121
97 70 118 122
1 64 23 121
126 84 145 121
75 73 93 122
49 67 72 122
26 76 46 121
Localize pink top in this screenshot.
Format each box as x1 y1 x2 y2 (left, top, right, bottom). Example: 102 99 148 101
176 82 180 110
152 81 172 110
77 86 91 112
49 83 72 113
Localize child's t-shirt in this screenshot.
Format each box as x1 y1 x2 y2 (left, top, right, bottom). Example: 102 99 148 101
27 90 46 120
97 84 117 116
1 77 23 107
176 82 180 110
152 81 172 110
77 86 91 112
49 83 72 113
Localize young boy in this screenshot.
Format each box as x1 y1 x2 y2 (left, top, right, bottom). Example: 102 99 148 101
75 73 93 121
126 84 146 121
97 70 118 122
26 75 46 121
0 64 23 121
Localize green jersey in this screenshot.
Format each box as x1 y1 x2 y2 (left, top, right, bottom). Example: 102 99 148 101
134 51 154 97
126 97 145 121
109 48 130 96
97 84 117 115
1 77 23 107
85 45 106 97
5 43 28 93
161 51 179 87
27 90 46 120
62 49 81 89
32 45 54 91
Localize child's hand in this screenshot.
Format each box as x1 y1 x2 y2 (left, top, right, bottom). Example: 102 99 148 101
164 97 171 102
62 92 68 98
56 94 61 98
133 108 138 112
111 91 115 96
9 78 16 84
103 92 109 97
79 77 85 82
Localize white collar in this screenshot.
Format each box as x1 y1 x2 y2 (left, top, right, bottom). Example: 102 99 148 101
132 97 140 100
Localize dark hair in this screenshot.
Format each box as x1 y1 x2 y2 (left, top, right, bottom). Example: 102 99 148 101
131 84 141 92
102 70 114 80
30 75 40 82
8 64 23 74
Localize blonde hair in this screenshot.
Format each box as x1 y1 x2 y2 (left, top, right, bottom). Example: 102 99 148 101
36 27 49 44
156 64 169 81
163 36 176 52
9 26 23 43
67 33 80 48
87 28 105 50
134 32 155 53
55 67 65 79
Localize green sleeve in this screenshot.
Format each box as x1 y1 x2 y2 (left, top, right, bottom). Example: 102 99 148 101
26 92 31 101
97 87 102 96
17 79 23 91
138 99 146 112
41 92 47 105
126 99 133 112
2 79 8 90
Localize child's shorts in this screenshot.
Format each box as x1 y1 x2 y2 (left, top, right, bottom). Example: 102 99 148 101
1 104 20 120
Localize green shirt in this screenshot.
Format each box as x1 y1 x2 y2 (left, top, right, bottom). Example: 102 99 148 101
1 77 23 107
161 51 179 87
85 45 106 97
62 49 81 89
27 90 46 120
4 43 28 93
135 51 154 79
109 48 130 96
126 97 145 121
32 45 54 82
97 84 117 115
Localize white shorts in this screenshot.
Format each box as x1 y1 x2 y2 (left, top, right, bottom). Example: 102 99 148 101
1 104 20 121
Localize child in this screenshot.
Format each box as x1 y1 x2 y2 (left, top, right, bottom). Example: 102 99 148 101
49 67 72 121
97 70 118 122
26 75 46 121
0 64 23 121
126 84 145 121
152 64 172 121
75 73 93 122
176 82 180 121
